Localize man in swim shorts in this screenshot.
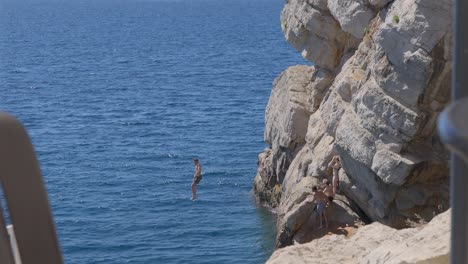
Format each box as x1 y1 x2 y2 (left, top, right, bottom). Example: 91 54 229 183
306 186 329 229
191 158 203 200
322 178 334 205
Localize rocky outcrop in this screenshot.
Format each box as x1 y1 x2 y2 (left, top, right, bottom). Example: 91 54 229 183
254 0 452 249
327 0 375 39
281 0 360 70
267 209 450 264
276 191 364 248
254 65 333 208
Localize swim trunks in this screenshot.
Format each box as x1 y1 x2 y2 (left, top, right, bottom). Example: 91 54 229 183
316 202 326 215
193 175 203 184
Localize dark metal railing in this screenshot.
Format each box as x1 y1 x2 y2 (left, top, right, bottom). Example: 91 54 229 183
439 97 468 264
438 1 468 263
0 112 63 264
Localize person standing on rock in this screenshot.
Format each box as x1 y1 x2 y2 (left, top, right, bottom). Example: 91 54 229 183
191 158 203 200
322 179 334 205
306 186 329 229
328 155 341 196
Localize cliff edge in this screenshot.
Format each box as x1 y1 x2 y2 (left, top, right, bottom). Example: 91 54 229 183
254 0 451 251
267 208 450 264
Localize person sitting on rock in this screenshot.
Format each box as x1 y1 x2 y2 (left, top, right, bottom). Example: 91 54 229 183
328 155 341 196
322 178 334 205
306 186 329 229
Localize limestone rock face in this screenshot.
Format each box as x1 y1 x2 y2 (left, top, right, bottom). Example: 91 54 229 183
373 0 453 108
254 148 287 208
315 0 453 226
281 0 359 70
254 0 452 249
254 65 333 208
266 209 450 264
265 65 327 151
276 190 363 248
327 0 375 39
368 0 392 8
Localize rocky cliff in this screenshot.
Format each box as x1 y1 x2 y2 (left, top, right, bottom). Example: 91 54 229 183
254 0 451 249
267 208 450 264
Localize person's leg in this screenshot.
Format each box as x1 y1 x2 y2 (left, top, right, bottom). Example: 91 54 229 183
324 213 328 228
332 175 338 196
192 182 197 200
318 211 323 229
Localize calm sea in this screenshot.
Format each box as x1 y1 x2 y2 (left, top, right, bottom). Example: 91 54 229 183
0 0 307 263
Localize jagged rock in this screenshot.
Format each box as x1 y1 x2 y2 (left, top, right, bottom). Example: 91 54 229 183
254 148 289 208
274 138 365 247
327 0 375 39
331 0 451 226
371 149 417 185
338 151 397 220
368 0 393 8
281 0 359 69
264 66 311 150
256 0 452 251
276 180 363 248
306 0 328 12
290 196 362 244
364 210 450 263
278 0 452 226
373 0 452 108
279 136 335 207
254 65 333 208
267 209 450 264
307 68 334 112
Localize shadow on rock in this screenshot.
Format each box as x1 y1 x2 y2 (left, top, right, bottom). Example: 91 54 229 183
276 194 363 248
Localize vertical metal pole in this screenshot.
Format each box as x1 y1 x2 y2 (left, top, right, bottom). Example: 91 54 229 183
451 0 468 263
453 2 468 99
451 159 468 264
7 225 22 264
0 204 14 264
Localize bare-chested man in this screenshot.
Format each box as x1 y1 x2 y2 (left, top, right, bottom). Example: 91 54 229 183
306 186 329 229
322 178 334 205
191 158 203 200
328 155 341 196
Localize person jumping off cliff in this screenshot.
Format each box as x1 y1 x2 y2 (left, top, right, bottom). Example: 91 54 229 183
306 186 329 229
328 155 341 196
191 158 203 200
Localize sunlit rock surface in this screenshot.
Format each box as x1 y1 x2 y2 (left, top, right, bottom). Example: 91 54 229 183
254 0 452 251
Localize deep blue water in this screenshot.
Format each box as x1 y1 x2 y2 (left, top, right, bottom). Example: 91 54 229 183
0 0 307 263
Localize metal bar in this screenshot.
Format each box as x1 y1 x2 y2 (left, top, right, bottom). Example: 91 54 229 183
440 98 468 263
451 0 468 261
450 159 467 264
0 113 63 264
0 203 15 264
7 225 23 264
453 0 468 99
